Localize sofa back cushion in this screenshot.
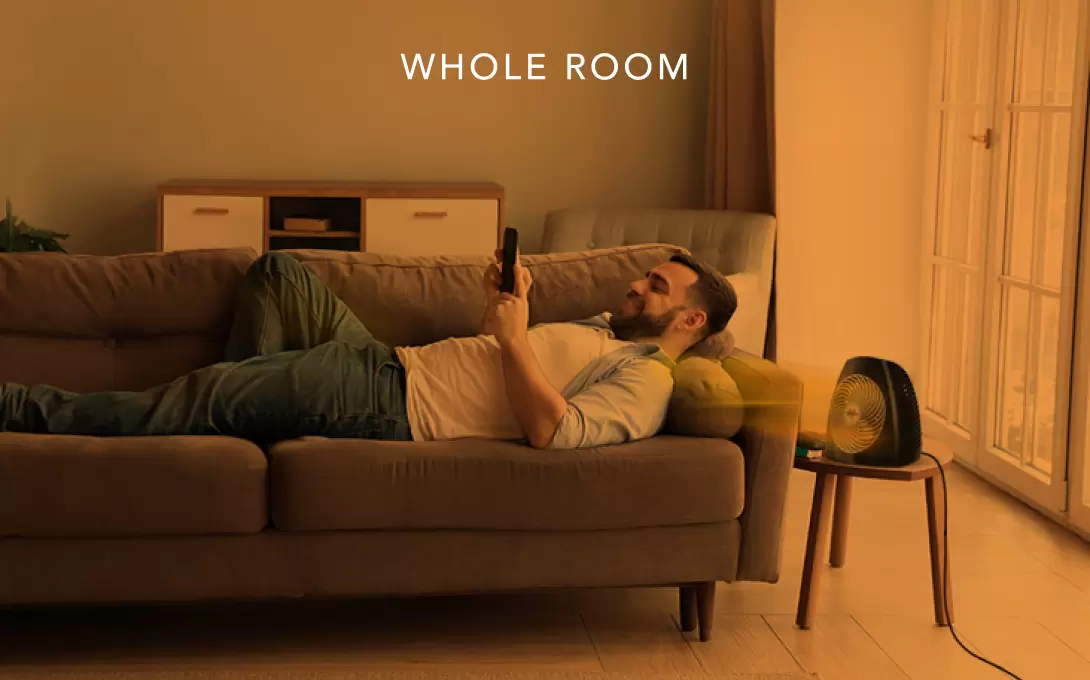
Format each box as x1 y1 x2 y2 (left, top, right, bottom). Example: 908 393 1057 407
285 244 685 346
0 248 255 392
0 244 684 392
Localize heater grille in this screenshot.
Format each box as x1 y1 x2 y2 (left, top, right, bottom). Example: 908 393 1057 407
824 356 922 467
829 374 886 454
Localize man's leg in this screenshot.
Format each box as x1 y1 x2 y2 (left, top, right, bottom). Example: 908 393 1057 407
225 251 378 361
0 342 411 443
0 253 409 441
219 252 411 440
0 361 244 438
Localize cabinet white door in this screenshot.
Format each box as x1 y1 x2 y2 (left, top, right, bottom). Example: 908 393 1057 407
161 195 265 254
364 198 499 257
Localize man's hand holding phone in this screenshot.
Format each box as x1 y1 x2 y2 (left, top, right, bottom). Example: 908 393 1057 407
482 242 563 449
488 236 571 448
481 246 532 347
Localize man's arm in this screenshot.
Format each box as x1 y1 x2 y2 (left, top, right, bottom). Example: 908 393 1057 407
496 343 675 451
481 251 566 448
546 359 674 450
497 336 568 449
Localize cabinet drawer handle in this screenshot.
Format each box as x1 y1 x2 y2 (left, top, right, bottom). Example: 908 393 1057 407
413 211 448 219
194 207 230 216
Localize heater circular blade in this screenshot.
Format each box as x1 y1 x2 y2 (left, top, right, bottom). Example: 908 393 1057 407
829 374 886 455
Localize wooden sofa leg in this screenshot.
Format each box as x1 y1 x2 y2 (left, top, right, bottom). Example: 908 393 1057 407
696 581 717 642
679 586 697 632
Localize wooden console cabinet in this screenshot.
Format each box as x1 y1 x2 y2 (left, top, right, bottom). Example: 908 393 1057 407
156 179 506 257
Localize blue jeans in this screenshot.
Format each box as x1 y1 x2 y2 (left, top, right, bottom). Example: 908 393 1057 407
0 252 412 445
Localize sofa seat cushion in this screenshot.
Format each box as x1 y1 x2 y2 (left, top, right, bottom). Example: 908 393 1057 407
0 434 268 538
269 435 744 532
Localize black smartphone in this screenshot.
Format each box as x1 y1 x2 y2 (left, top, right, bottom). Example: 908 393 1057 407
499 227 518 294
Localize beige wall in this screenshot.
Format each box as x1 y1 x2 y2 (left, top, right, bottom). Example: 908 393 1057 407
1 0 711 255
4 0 937 428
775 0 935 429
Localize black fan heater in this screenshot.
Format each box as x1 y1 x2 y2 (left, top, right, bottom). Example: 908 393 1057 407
824 355 922 467
813 357 1025 678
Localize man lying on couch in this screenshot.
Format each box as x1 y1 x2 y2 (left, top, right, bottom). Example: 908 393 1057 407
0 250 736 449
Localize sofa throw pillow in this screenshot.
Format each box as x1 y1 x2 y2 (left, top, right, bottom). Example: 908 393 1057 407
724 271 764 355
682 325 736 362
665 355 746 440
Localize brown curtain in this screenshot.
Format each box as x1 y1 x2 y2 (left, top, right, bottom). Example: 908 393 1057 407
704 0 777 361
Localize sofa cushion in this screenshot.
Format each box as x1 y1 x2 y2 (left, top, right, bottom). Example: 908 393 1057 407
665 357 746 439
684 326 737 362
0 248 256 392
283 244 683 347
724 271 766 355
269 435 745 532
0 434 268 537
665 324 745 437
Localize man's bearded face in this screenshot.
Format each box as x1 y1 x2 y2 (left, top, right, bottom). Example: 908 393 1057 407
609 290 681 341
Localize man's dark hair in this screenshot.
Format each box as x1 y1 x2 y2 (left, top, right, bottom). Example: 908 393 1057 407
669 253 738 339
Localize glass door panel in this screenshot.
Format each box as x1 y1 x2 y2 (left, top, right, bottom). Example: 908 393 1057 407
921 0 1003 464
978 0 1086 512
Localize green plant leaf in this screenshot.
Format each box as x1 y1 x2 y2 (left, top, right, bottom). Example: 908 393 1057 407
22 226 69 240
0 200 68 253
1 197 11 251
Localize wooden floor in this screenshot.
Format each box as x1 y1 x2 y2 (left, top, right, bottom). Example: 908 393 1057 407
2 464 1090 679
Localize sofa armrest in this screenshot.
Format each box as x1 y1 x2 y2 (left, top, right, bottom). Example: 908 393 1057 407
720 350 803 583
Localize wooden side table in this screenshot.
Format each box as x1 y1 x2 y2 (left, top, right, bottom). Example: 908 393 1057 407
792 443 955 630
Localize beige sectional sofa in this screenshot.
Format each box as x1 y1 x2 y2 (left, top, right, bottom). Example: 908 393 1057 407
0 244 802 642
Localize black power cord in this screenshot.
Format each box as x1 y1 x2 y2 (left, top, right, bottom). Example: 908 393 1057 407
920 451 1024 679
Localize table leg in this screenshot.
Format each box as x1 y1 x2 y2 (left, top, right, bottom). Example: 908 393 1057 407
926 475 953 626
796 472 835 630
830 475 853 567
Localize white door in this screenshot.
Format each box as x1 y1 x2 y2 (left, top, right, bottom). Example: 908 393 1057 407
977 0 1088 513
920 0 1004 465
1068 147 1090 536
921 0 1089 520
